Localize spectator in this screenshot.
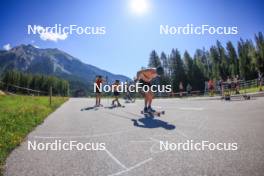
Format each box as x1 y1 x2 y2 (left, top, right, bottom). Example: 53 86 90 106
208 79 214 96
179 82 184 97
186 83 192 96
227 76 232 94
220 78 224 97
234 75 240 94
258 72 263 91
204 81 208 95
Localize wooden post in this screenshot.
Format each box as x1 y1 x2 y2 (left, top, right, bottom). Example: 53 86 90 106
49 86 52 106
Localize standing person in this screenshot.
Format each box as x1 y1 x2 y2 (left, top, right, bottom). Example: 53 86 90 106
112 80 122 106
95 75 104 107
136 66 164 113
179 82 184 97
186 83 192 96
124 81 135 103
258 72 263 91
227 76 232 94
208 79 214 96
234 75 240 94
217 79 222 94
204 80 209 95
219 78 224 97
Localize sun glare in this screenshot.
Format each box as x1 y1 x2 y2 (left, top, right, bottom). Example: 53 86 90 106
130 0 149 15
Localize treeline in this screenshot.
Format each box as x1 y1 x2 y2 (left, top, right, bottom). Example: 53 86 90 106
148 32 264 92
0 70 69 96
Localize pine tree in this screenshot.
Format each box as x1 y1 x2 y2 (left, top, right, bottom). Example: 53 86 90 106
226 41 239 77
148 50 161 68
254 32 264 74
216 40 229 79
183 51 193 83
169 49 186 92
209 46 221 79
238 39 257 80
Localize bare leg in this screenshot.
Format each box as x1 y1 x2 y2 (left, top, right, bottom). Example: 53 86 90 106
112 96 118 105
96 94 98 106
98 94 101 105
117 97 121 106
148 91 153 107
144 93 148 107
145 92 150 107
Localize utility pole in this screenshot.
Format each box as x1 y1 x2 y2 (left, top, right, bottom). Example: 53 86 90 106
49 86 52 106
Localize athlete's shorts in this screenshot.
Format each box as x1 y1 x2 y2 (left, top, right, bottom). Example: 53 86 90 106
114 91 120 96
96 88 101 93
138 79 152 94
139 79 151 87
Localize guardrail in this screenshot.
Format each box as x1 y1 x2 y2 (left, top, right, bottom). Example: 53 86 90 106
0 81 47 95
0 81 54 105
166 78 262 98
205 78 261 96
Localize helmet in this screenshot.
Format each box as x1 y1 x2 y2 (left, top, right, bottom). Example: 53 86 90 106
156 66 164 75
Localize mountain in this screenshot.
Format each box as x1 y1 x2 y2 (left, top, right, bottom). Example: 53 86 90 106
0 44 131 95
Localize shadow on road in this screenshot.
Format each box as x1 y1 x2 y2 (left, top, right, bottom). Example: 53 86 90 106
80 106 98 111
131 117 175 130
83 108 176 130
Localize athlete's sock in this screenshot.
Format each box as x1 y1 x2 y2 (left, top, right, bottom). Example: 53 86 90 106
144 106 148 112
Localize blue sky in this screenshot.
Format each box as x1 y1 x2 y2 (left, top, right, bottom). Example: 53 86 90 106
0 0 264 78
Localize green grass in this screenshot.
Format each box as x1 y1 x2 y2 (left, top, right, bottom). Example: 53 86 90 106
239 86 262 93
0 95 68 175
225 86 262 96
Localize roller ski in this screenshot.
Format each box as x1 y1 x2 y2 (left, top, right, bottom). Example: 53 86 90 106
105 103 125 109
141 107 165 117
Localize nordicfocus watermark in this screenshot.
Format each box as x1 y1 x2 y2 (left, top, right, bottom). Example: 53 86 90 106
160 140 238 151
94 82 172 93
27 24 106 35
28 140 106 151
160 24 238 35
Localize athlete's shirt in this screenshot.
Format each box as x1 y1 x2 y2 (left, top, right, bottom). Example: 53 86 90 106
137 68 158 83
96 79 103 86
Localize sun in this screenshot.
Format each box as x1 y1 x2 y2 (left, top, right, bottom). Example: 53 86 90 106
130 0 149 15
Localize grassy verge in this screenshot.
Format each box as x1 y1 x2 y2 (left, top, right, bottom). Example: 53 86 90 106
239 86 262 93
0 95 68 175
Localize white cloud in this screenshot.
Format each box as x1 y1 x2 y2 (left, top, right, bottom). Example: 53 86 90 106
33 45 40 48
31 40 40 48
36 25 68 42
3 43 12 50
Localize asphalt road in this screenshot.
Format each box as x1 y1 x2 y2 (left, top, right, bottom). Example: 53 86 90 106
4 97 264 176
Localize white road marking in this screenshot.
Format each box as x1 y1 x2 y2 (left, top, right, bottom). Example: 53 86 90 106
105 148 127 170
149 137 160 142
130 140 153 143
150 142 166 154
32 129 135 139
176 130 189 138
130 137 167 154
198 116 208 130
108 158 153 176
179 107 204 111
153 106 204 111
